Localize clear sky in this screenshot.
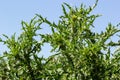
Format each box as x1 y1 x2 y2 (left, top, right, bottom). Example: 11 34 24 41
0 0 120 57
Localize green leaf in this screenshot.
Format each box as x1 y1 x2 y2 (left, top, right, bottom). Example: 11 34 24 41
62 4 68 17
2 34 9 39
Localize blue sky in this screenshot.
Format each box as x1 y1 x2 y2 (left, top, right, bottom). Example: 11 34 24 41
0 0 120 57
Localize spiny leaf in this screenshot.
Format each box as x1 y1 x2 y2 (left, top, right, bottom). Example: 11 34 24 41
63 3 72 10
2 34 9 39
106 47 111 60
92 0 98 9
21 21 28 31
51 27 55 33
44 18 52 26
36 14 45 21
30 16 37 26
0 37 3 42
62 4 68 17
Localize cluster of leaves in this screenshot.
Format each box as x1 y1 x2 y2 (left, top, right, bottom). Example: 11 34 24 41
0 0 120 80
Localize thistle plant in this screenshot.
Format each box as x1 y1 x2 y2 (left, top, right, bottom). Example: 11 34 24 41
0 0 120 80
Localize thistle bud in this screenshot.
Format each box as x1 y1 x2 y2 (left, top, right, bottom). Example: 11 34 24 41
72 15 77 21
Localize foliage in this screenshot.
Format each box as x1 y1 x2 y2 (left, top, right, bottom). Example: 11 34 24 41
0 0 120 80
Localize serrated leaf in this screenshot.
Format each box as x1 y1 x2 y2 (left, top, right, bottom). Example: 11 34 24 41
62 4 68 17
